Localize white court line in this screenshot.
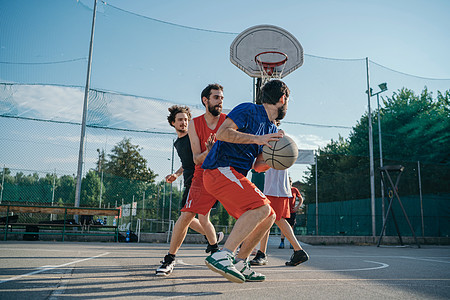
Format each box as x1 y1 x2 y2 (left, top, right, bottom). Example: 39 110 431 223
265 260 389 272
0 252 110 284
400 256 450 264
176 259 389 272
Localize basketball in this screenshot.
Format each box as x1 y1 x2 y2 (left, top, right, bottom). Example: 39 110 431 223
262 135 298 170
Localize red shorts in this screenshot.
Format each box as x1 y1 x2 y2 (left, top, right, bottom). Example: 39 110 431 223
180 172 216 216
267 196 290 221
203 167 273 219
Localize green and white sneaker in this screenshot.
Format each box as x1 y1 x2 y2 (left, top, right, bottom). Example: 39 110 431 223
205 250 245 283
234 259 266 282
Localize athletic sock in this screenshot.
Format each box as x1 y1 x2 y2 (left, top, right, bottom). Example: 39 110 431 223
222 248 234 255
166 253 176 262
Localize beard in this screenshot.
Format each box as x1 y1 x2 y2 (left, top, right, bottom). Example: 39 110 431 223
276 104 287 120
208 104 222 117
176 128 187 134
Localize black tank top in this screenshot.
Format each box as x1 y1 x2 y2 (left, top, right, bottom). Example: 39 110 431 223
174 134 195 187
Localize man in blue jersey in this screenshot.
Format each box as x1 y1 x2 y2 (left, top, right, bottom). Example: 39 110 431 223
202 79 290 283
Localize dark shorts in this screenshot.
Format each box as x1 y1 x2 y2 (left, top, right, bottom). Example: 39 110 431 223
286 212 297 226
180 183 191 209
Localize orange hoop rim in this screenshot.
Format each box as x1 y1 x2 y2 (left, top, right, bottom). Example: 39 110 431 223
255 51 288 76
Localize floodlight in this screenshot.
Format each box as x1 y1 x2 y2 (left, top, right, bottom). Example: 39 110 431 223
378 82 388 92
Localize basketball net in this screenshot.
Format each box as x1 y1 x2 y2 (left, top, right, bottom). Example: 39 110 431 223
255 51 288 86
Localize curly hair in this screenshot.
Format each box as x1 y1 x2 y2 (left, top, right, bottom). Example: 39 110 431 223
167 105 191 127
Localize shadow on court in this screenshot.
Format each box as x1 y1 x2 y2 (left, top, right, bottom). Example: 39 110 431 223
0 241 449 299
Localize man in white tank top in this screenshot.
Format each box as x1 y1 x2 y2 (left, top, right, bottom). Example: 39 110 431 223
250 168 309 266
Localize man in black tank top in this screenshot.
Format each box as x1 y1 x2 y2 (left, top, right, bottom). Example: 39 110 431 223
173 134 194 207
157 105 223 276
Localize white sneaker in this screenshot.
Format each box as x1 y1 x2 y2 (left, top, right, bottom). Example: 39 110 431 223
234 259 266 282
217 231 224 244
205 250 245 283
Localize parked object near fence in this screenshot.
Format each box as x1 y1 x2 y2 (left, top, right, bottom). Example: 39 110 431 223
0 204 120 241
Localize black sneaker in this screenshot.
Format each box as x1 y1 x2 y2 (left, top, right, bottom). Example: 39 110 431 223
250 250 268 266
156 255 176 276
206 243 219 254
285 249 309 266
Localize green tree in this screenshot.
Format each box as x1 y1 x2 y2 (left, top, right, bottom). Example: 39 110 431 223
102 138 158 207
81 170 101 207
56 175 75 205
303 88 450 204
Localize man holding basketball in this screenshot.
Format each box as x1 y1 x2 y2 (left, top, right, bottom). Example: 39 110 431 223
156 84 226 276
202 79 289 283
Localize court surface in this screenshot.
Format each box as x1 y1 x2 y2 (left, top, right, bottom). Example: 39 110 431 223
0 238 449 299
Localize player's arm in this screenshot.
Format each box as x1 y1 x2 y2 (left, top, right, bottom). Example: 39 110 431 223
165 166 183 183
294 191 304 211
216 118 283 147
188 120 211 165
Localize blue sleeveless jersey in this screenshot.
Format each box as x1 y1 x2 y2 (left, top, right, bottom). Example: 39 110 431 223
202 102 277 176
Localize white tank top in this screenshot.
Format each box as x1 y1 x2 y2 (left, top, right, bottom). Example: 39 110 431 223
263 168 292 197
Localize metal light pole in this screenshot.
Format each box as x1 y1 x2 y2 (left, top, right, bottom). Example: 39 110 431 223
365 58 376 237
75 0 98 212
97 149 104 208
371 83 388 226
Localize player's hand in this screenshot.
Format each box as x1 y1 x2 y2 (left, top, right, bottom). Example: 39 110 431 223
205 133 216 151
165 174 177 183
253 153 270 172
257 132 284 148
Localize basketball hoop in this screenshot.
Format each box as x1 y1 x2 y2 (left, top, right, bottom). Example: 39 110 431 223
255 51 288 84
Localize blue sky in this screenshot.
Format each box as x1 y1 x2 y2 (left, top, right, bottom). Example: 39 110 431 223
1 0 449 183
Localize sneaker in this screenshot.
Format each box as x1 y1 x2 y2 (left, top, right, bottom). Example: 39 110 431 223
217 231 224 244
204 232 225 245
206 243 219 254
156 255 176 276
235 259 265 282
205 250 245 283
249 250 268 266
285 249 309 266
278 241 285 249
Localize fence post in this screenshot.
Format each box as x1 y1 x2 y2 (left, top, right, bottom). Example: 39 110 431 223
315 152 319 235
0 165 5 204
417 161 424 237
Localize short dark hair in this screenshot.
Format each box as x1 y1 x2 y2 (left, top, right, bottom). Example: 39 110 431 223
167 105 191 127
200 83 223 106
260 80 290 105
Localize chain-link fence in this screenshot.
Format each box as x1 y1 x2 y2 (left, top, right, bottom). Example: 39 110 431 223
1 0 449 237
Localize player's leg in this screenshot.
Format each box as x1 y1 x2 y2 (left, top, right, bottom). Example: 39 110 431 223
189 217 205 235
156 211 195 276
198 210 222 253
279 230 285 248
181 184 205 235
249 226 270 265
222 204 272 254
275 218 301 250
203 168 273 283
275 218 309 266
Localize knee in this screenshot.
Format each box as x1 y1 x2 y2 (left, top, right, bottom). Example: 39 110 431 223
258 204 273 219
198 214 211 225
179 212 195 223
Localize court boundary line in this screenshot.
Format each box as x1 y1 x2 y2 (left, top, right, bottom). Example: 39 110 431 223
0 252 110 284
